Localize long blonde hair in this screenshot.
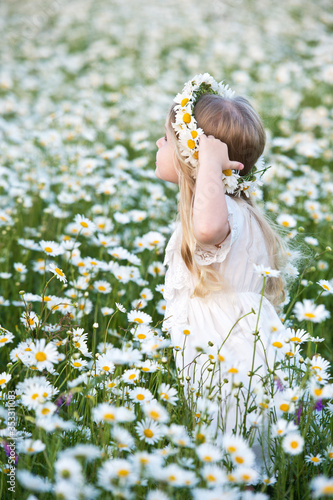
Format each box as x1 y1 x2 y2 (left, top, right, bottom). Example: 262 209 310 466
167 93 288 308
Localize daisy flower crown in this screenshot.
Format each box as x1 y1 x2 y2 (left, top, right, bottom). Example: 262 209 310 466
172 73 267 196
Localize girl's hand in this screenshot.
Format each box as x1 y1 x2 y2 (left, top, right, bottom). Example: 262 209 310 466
198 134 244 172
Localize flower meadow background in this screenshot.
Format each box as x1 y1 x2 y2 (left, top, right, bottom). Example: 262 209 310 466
1 0 333 498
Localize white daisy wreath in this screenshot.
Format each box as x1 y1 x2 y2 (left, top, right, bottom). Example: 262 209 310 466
172 73 267 196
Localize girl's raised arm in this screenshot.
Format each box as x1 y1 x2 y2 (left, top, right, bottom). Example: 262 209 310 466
192 135 244 247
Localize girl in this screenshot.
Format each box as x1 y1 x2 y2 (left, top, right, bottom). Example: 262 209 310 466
155 74 289 449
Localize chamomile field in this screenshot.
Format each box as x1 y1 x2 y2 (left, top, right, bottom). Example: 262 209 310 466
0 0 333 498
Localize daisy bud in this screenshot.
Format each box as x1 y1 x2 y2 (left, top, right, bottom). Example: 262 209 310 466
326 246 332 252
161 357 167 363
93 323 99 328
298 226 304 232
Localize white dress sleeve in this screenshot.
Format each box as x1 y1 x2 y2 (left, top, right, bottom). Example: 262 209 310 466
194 196 243 266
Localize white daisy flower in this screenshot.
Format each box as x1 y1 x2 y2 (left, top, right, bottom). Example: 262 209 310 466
127 309 152 325
40 240 64 256
0 372 12 388
282 432 304 455
276 214 297 228
49 262 67 283
135 418 163 444
253 264 280 278
18 439 46 455
143 401 169 423
73 214 96 233
129 387 154 404
294 299 330 323
93 280 111 294
27 339 59 371
311 476 333 497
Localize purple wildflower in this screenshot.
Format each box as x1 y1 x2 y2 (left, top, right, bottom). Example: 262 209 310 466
65 393 73 406
295 403 303 425
275 377 284 392
314 399 323 412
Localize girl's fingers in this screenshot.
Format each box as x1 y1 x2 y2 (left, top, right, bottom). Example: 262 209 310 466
229 161 244 170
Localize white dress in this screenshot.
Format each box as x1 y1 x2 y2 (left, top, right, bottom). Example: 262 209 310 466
163 195 284 439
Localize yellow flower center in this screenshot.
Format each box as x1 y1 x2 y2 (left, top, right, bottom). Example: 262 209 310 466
128 374 136 380
73 362 81 367
304 312 315 319
80 221 89 228
144 429 153 438
224 169 232 177
137 394 145 400
102 366 110 371
290 337 301 343
206 474 216 482
98 286 106 292
204 456 212 462
290 440 298 449
41 408 50 415
227 446 236 453
35 352 47 362
103 413 115 420
137 334 146 340
181 98 189 107
282 221 290 227
323 486 333 494
311 457 320 463
191 130 198 138
134 318 143 324
55 268 63 277
32 393 39 399
117 469 129 477
273 341 283 348
235 456 244 464
149 410 159 419
228 367 238 373
27 447 35 453
314 388 323 396
0 378 6 385
44 246 53 253
183 329 190 335
280 403 289 412
187 139 196 149
183 113 191 123
0 338 8 343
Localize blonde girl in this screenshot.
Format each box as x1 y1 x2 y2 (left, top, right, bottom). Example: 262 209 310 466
155 74 288 446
